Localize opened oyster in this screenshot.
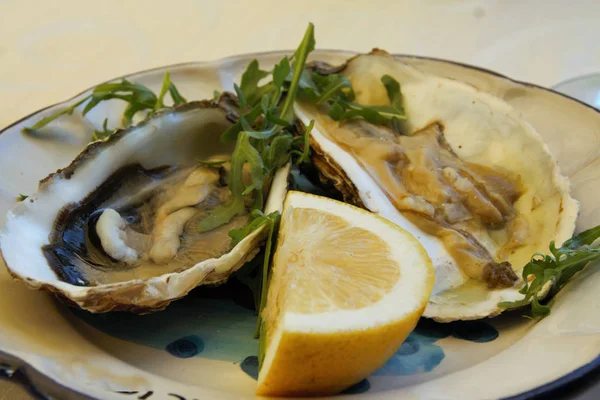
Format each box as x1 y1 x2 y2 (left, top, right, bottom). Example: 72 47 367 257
0 95 290 313
296 51 579 321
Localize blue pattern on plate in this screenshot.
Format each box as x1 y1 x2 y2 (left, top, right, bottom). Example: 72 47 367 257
341 379 371 395
238 355 371 394
72 295 258 362
240 356 259 380
73 289 498 389
165 335 204 358
373 319 498 376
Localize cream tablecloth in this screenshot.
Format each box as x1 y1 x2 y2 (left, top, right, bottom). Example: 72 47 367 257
1 0 599 399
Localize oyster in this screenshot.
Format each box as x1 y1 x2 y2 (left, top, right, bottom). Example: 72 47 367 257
0 95 290 313
296 51 579 321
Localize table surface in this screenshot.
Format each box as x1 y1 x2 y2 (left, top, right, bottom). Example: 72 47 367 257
1 0 599 398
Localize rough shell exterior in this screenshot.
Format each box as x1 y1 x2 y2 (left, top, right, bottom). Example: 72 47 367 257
0 97 290 313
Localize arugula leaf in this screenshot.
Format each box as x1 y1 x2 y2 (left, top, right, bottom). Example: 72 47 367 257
256 211 281 369
562 225 600 249
195 197 245 234
315 74 351 105
155 72 172 110
211 23 316 229
196 26 317 357
233 83 248 109
83 79 157 126
240 60 270 107
339 102 406 124
23 96 91 132
169 82 187 105
197 132 258 233
240 113 278 140
229 210 280 247
265 113 290 127
91 118 112 141
17 194 28 201
265 133 294 171
327 99 345 120
293 24 316 60
291 120 314 165
295 70 320 102
381 74 404 112
272 57 291 89
220 104 262 143
242 134 267 211
24 72 187 135
297 67 407 129
233 253 264 311
280 23 315 123
499 225 600 317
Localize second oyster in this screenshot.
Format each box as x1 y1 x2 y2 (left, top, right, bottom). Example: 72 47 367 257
295 51 579 321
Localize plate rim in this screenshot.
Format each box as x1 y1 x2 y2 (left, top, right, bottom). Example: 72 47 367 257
2 49 599 137
1 49 599 400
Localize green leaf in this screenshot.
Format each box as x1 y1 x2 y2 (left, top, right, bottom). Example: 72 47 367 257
296 68 407 130
242 141 266 211
563 225 600 249
551 251 600 296
265 133 293 171
265 113 290 127
293 120 314 165
23 96 91 132
169 82 187 105
497 298 530 309
272 57 291 88
83 79 157 125
256 211 281 369
234 83 248 110
16 194 28 201
91 118 112 141
381 74 404 112
233 253 263 311
122 102 150 127
154 72 171 110
260 93 271 118
293 24 316 60
196 197 246 233
238 113 278 141
498 225 600 318
220 104 262 142
327 99 345 120
23 74 189 136
531 295 551 318
339 102 406 124
315 74 351 105
296 69 320 102
81 93 126 116
244 127 279 140
198 132 264 232
280 23 315 122
213 90 222 101
229 210 278 247
240 60 270 106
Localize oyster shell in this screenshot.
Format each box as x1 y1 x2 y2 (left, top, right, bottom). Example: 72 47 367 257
296 51 579 321
0 95 290 313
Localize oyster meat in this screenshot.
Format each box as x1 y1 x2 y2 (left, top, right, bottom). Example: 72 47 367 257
296 51 579 321
0 95 290 313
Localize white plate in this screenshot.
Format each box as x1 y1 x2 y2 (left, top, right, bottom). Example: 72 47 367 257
0 50 599 400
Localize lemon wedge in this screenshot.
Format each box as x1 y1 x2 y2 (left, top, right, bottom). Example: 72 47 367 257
256 191 434 396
